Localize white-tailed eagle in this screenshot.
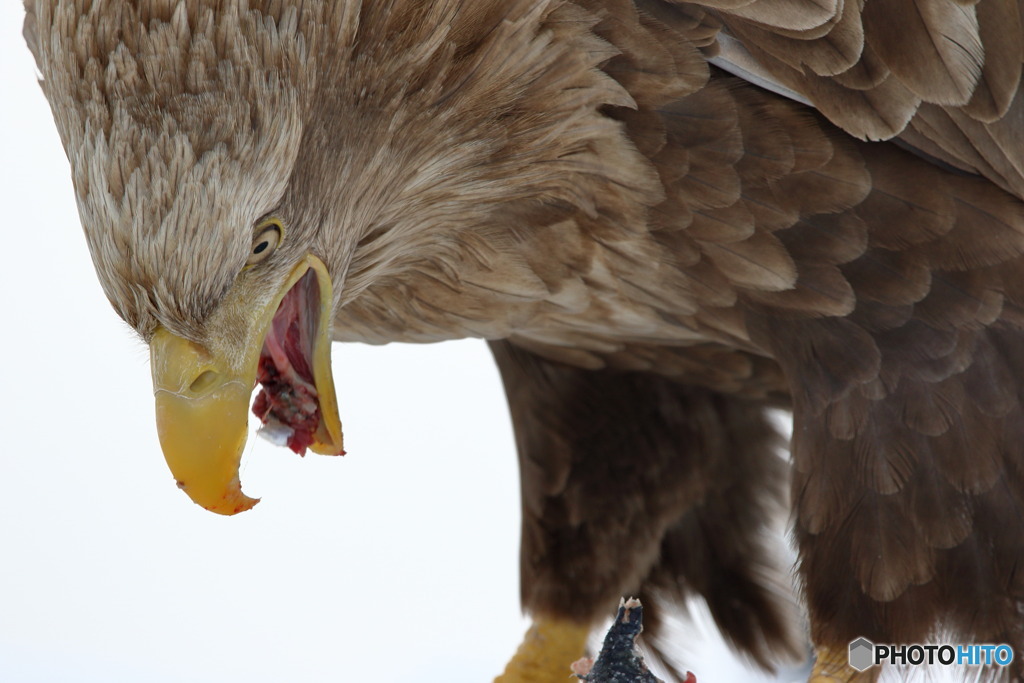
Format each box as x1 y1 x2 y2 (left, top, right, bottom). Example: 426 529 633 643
25 1 1024 680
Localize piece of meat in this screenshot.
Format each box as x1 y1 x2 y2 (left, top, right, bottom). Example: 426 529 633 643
252 270 321 455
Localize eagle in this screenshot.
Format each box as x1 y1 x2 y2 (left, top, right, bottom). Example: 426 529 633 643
23 0 1024 680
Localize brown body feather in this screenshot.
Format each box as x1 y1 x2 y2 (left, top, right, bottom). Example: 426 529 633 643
491 339 799 675
24 0 1024 679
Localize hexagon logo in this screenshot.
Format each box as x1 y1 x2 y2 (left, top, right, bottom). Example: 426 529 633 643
849 637 875 672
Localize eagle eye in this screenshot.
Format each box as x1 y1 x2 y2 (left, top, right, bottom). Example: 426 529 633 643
247 219 283 266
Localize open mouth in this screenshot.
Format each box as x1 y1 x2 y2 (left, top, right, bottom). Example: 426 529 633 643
253 269 332 455
150 255 343 515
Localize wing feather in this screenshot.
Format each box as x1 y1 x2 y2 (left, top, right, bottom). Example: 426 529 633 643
861 0 983 105
680 0 1024 200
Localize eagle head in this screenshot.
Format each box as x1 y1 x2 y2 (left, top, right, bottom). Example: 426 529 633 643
26 0 658 514
26 2 343 514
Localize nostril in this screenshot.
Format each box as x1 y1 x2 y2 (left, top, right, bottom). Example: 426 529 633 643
189 370 219 395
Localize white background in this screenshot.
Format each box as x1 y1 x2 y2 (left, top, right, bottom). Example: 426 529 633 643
0 5 813 681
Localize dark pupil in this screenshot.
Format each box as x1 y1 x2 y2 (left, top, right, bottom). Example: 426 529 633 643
253 241 269 255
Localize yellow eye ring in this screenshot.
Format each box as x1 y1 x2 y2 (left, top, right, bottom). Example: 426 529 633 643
246 217 283 266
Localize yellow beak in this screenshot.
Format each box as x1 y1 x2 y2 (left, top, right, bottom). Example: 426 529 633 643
150 255 343 515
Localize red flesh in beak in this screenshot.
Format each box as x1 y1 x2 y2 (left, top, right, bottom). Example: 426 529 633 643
252 270 326 455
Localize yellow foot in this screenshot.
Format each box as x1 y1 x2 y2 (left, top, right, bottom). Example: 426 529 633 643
810 645 879 682
495 617 591 683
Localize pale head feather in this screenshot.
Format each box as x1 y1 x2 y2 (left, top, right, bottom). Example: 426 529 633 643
25 0 661 343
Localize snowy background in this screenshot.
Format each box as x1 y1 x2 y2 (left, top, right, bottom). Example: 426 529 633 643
0 5 814 681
